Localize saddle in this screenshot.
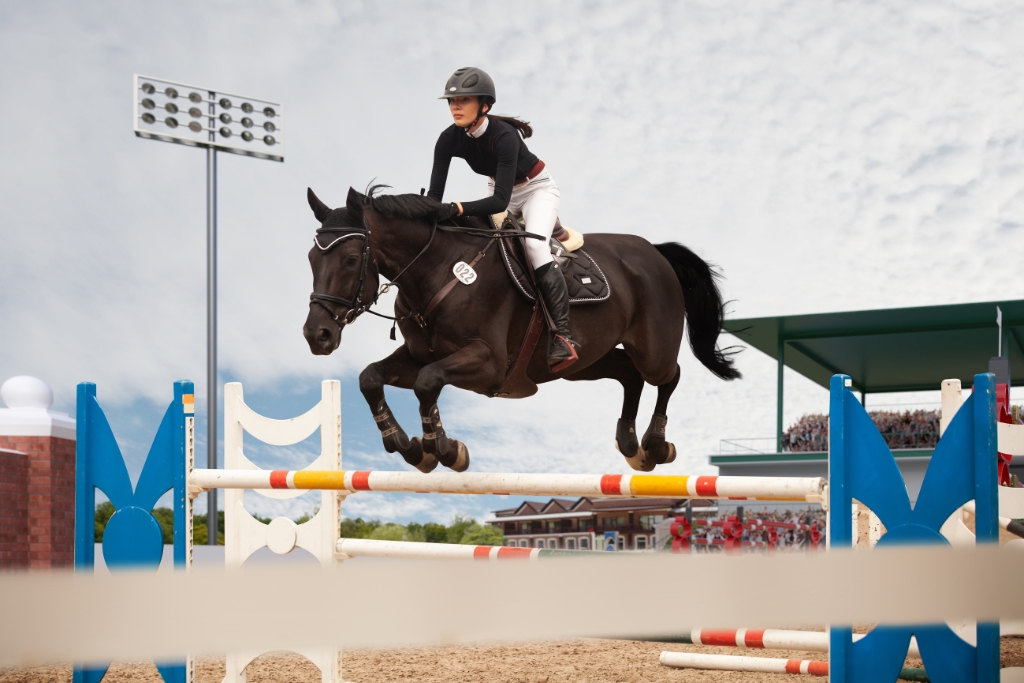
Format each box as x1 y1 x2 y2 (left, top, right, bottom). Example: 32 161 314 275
493 214 611 305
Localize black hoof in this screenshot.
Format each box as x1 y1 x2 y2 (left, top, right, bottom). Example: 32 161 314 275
642 414 674 466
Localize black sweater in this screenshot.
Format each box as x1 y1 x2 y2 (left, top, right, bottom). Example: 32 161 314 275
427 118 541 217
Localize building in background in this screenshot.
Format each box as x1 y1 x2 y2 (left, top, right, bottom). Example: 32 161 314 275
487 497 715 551
0 376 76 568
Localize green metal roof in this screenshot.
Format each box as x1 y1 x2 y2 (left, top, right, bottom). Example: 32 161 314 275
708 449 934 466
722 299 1024 394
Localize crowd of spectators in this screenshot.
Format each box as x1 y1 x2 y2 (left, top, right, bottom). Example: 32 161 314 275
781 401 1024 453
781 409 943 452
685 508 826 553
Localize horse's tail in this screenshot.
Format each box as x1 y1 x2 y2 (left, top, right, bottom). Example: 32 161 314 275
654 242 742 380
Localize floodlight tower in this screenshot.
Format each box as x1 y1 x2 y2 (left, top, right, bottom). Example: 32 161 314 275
134 75 284 545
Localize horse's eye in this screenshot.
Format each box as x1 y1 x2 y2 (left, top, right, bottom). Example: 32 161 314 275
345 254 359 267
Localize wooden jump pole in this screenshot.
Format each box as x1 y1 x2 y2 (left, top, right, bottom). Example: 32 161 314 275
645 627 920 658
659 652 930 681
660 651 829 676
336 538 589 561
190 468 827 502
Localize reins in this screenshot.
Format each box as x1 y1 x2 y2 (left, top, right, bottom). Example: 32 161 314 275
309 217 543 339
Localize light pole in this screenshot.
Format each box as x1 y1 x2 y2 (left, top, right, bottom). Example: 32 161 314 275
134 75 284 545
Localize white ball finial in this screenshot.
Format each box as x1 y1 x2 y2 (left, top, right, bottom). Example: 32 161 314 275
1 376 55 411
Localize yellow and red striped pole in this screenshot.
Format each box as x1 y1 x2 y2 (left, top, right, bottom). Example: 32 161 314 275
190 469 826 502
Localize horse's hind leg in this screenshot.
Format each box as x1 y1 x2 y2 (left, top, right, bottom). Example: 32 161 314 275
641 364 681 466
359 346 435 473
563 349 654 471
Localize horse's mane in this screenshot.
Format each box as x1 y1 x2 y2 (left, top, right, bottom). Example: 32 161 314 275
364 183 487 228
367 184 445 222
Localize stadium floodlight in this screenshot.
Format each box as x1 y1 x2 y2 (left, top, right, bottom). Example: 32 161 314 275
133 74 284 161
134 74 284 546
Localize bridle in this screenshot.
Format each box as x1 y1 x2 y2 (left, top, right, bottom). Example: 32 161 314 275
308 225 376 328
309 219 443 331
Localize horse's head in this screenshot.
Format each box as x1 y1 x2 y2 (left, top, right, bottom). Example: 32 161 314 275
303 187 380 355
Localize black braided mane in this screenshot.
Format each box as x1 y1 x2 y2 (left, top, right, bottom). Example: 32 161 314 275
365 184 486 228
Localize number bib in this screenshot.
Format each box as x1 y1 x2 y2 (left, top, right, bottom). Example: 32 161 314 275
453 261 477 285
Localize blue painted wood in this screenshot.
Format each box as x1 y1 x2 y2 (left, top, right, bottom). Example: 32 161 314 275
828 372 999 683
72 381 193 683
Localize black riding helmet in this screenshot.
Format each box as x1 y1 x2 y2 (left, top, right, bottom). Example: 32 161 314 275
439 67 496 103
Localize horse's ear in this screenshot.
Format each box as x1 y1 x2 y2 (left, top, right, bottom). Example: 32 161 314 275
346 187 366 225
307 188 332 223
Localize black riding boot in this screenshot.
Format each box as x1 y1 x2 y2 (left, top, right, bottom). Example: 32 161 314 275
535 261 580 371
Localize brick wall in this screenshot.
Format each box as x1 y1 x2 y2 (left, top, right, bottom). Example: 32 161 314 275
0 448 29 567
0 435 76 568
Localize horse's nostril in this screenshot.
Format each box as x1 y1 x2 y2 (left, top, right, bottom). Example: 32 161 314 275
318 329 331 344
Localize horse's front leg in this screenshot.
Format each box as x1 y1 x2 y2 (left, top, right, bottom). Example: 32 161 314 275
359 346 436 472
414 340 499 472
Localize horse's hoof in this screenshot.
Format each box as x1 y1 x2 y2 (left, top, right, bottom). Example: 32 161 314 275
624 447 655 472
643 439 676 466
445 440 470 472
617 441 655 472
402 437 437 473
415 453 439 473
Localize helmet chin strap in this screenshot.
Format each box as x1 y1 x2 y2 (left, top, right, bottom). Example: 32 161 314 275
469 100 490 131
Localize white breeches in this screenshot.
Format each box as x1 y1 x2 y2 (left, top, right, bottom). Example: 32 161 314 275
487 168 561 269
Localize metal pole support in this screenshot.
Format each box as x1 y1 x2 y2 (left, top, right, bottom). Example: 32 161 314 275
206 114 218 546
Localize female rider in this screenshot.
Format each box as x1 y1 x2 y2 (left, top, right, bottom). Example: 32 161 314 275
428 67 579 372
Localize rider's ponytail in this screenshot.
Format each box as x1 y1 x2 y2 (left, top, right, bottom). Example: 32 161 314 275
488 114 533 139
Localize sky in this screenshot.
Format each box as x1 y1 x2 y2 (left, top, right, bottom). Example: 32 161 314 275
2 0 1023 525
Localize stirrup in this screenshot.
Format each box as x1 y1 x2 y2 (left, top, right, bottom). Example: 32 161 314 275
549 335 579 372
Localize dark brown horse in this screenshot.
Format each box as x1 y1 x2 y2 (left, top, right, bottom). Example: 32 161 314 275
303 186 740 473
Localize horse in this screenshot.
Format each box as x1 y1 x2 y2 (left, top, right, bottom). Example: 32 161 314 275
303 186 740 473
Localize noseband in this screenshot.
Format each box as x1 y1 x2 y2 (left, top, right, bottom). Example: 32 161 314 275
309 225 374 327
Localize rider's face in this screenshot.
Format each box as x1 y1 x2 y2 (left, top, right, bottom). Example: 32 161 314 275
448 96 486 127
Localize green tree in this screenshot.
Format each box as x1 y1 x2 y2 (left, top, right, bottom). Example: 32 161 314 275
446 514 504 546
192 522 225 545
151 507 174 544
459 524 505 546
446 514 477 544
407 522 448 543
193 510 225 545
294 507 318 525
94 501 115 542
338 517 382 539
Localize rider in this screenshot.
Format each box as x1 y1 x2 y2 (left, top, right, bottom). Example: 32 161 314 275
428 66 579 372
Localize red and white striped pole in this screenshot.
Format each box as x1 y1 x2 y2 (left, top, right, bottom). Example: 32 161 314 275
660 651 828 676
